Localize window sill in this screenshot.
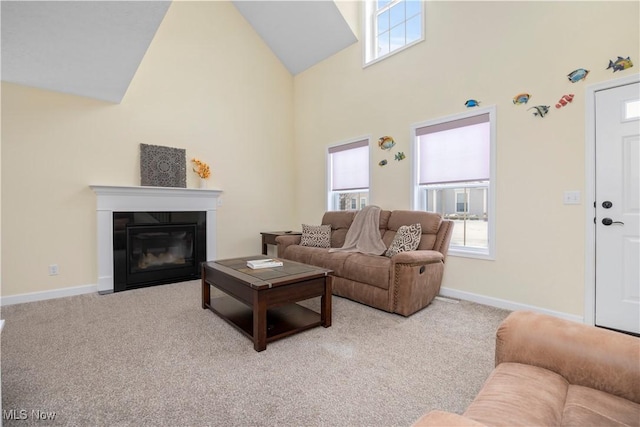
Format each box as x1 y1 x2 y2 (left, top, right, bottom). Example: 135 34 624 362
363 37 425 69
448 248 495 261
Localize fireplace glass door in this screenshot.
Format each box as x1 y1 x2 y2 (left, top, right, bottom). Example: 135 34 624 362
113 211 206 292
125 224 198 287
128 224 195 277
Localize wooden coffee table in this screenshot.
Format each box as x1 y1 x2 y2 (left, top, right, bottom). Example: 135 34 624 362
201 256 332 351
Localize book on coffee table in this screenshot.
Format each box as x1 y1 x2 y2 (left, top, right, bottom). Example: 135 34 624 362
247 259 284 269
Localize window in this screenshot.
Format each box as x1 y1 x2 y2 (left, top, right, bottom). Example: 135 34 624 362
624 99 640 120
412 107 496 259
327 138 370 211
455 190 468 213
364 0 424 66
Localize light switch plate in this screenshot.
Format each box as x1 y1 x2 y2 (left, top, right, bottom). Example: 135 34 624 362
563 190 581 205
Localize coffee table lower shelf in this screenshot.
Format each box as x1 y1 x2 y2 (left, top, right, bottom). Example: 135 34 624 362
208 295 322 344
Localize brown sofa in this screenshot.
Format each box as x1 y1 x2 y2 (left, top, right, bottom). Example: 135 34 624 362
276 210 453 316
413 311 640 426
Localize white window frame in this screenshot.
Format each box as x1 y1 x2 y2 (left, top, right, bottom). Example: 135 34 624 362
363 0 426 67
327 136 371 211
411 106 497 260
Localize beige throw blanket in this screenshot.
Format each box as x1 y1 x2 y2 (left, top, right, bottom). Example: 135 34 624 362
328 205 387 255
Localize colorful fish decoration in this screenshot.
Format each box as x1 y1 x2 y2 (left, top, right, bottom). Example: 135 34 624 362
528 105 550 118
513 93 531 105
378 136 395 151
607 56 633 72
394 152 406 161
555 94 574 109
567 68 589 83
465 99 480 108
378 159 388 166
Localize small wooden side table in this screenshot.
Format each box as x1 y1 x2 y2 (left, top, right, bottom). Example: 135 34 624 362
260 231 301 255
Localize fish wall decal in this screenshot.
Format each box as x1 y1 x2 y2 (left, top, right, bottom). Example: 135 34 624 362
378 136 395 151
528 105 550 117
607 56 633 72
567 68 589 83
513 93 531 105
555 94 574 109
465 99 480 108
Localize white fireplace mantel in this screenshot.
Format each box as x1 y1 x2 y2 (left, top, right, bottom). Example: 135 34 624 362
90 185 222 293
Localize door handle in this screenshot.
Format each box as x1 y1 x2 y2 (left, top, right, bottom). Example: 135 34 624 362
602 218 624 226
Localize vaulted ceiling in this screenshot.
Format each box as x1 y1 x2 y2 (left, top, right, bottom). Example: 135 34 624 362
232 1 357 76
1 1 358 103
1 1 172 103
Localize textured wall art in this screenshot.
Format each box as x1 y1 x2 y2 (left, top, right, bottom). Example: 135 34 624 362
140 143 186 188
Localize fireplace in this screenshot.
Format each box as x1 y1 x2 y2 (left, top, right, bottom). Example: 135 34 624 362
90 185 222 294
113 211 206 292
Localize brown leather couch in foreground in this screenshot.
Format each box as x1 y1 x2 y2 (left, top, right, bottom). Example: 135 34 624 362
413 311 640 426
276 210 453 316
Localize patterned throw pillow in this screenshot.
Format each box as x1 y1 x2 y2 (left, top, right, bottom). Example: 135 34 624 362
385 223 422 257
300 224 331 248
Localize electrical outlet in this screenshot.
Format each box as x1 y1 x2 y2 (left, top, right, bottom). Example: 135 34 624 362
48 264 59 276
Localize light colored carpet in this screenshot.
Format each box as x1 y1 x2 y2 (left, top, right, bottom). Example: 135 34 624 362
1 280 510 426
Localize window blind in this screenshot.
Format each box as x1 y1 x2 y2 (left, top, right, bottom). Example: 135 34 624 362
329 139 369 191
417 114 490 185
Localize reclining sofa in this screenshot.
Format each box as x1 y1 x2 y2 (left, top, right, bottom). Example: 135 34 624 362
413 311 640 426
276 210 453 316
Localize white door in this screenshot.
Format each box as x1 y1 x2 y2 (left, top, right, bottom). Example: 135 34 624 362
595 81 640 334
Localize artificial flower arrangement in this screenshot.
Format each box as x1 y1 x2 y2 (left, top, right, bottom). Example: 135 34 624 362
191 158 211 179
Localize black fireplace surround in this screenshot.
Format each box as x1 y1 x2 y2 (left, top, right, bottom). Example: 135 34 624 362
113 211 206 292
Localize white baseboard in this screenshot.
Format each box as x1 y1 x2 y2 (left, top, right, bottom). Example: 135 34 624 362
0 283 584 324
439 287 584 323
1 284 98 306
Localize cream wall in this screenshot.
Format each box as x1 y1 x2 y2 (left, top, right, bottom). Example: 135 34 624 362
293 1 640 318
334 1 361 37
1 1 296 297
2 1 639 319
